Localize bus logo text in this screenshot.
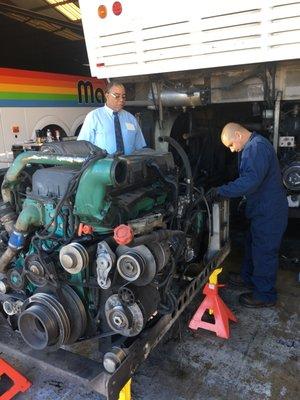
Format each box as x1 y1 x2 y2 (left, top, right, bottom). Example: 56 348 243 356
77 80 105 104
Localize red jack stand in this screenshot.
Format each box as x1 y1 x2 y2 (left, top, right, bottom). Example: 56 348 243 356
189 282 237 339
0 358 32 400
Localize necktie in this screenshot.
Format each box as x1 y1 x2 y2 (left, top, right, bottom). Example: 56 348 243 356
113 111 125 153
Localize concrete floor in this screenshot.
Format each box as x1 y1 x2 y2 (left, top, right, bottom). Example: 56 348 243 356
0 225 299 400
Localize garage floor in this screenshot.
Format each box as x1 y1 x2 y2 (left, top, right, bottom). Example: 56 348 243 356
0 224 299 400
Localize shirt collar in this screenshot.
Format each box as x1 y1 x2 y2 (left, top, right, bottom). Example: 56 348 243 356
104 104 124 116
104 104 114 116
241 131 255 155
250 131 257 141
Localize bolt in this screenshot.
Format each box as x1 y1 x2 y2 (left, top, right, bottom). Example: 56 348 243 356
113 315 123 326
30 265 40 275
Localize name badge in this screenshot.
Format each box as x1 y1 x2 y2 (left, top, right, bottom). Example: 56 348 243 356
125 122 135 131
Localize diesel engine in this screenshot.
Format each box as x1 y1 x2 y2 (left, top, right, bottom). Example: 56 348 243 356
0 140 212 354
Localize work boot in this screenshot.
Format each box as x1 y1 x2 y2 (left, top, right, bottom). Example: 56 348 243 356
239 292 276 308
228 272 253 289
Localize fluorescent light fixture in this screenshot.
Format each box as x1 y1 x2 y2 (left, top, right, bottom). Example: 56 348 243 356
45 0 81 21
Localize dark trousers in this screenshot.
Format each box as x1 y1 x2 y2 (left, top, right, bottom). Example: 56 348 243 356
241 209 288 302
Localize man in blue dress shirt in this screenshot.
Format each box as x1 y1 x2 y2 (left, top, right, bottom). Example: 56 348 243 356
207 123 288 308
78 82 146 155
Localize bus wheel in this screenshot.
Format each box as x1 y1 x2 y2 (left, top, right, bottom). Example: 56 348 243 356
41 125 67 140
74 124 82 137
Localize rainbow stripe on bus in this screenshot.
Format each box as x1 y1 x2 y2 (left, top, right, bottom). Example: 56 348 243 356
0 68 106 107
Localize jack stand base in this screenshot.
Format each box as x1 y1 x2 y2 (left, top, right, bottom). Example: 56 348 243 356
0 357 31 400
189 282 237 339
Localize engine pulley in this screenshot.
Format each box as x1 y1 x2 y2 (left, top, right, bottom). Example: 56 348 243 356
24 254 47 287
18 285 87 350
146 241 170 271
116 245 156 286
118 286 136 306
105 285 160 337
59 242 89 274
7 268 25 290
105 294 144 337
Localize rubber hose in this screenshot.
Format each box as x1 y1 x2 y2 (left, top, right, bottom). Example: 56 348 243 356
158 136 193 199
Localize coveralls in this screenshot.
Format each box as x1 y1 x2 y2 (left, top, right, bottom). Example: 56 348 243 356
217 132 288 302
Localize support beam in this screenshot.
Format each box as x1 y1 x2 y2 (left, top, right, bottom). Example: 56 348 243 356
33 1 76 12
0 2 83 34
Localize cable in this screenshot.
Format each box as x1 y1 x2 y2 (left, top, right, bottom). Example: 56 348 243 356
146 160 179 226
36 151 105 240
158 136 193 200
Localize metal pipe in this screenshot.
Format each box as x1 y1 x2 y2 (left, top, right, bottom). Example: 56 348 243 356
149 88 201 108
14 204 42 232
1 152 86 204
125 101 154 107
0 204 42 274
273 91 282 154
157 82 164 128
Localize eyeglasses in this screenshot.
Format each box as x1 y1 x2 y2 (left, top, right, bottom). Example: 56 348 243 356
110 92 126 100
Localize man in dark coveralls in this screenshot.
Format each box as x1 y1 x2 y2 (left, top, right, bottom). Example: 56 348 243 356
208 123 288 307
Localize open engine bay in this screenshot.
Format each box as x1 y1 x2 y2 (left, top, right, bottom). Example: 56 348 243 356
0 139 229 399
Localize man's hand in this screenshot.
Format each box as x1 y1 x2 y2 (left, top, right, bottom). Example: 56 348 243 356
205 187 223 203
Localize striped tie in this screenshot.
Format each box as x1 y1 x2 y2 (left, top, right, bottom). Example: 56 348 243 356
113 111 125 153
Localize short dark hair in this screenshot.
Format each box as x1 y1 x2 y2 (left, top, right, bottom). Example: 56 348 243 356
105 81 125 94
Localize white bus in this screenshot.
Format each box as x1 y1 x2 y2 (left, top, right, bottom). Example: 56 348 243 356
79 0 300 213
0 67 106 166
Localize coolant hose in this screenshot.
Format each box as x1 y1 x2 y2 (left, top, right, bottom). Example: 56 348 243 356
1 152 87 205
0 230 27 273
0 203 41 273
0 150 86 271
158 136 193 200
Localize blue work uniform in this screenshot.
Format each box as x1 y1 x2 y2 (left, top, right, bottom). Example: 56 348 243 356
218 132 288 302
77 105 146 155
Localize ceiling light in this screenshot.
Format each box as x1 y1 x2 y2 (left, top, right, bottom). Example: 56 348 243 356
45 0 81 21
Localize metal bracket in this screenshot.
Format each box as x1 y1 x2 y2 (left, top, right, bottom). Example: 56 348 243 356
96 241 116 289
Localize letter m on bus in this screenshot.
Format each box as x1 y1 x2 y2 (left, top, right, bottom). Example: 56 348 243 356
77 80 95 104
78 80 104 104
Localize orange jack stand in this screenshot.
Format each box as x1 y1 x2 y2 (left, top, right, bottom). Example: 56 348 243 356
189 282 237 339
0 358 31 400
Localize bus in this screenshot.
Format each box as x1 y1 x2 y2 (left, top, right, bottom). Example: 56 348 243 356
0 67 107 166
80 0 300 214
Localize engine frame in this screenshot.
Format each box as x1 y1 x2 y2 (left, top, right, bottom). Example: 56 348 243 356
0 200 229 399
0 137 230 398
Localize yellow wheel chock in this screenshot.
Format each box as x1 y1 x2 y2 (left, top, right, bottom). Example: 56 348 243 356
118 378 132 400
